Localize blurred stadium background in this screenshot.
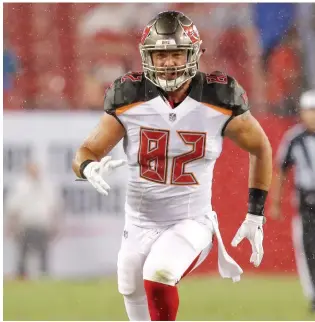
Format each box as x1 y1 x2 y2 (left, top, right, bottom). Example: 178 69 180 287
3 2 315 321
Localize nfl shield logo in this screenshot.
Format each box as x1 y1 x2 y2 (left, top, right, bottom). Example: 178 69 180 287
169 113 176 122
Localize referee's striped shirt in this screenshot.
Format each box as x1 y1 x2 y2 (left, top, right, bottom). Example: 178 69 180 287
276 124 315 191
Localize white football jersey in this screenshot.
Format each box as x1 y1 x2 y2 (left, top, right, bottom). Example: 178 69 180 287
105 71 249 227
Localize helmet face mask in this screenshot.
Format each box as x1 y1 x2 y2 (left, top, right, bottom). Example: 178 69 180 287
139 11 202 92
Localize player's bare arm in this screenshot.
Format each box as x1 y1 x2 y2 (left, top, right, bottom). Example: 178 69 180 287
224 111 272 192
72 114 126 195
72 113 125 177
224 111 272 267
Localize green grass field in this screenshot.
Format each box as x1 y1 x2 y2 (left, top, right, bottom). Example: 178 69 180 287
4 275 315 321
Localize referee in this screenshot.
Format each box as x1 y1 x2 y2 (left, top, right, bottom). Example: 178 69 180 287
270 89 315 313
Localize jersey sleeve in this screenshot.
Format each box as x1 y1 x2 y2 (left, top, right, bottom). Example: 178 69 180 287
103 72 144 126
104 84 125 127
104 82 119 118
202 72 250 115
228 77 250 116
203 72 250 135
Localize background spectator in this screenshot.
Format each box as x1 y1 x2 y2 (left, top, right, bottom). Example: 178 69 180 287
5 162 63 279
266 27 304 116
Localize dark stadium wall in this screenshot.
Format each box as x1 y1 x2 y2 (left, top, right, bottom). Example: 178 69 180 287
194 115 298 276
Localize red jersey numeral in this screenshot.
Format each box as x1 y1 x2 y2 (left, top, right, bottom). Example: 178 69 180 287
205 73 227 84
138 128 206 185
121 72 142 83
171 131 206 185
138 128 169 183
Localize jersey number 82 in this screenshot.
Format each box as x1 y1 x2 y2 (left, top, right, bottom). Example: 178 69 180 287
138 128 206 185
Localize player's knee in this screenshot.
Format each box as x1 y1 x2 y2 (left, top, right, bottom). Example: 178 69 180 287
123 293 147 306
143 262 177 286
117 251 144 296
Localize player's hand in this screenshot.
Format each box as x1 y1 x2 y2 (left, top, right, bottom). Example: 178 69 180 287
231 214 264 267
83 156 127 196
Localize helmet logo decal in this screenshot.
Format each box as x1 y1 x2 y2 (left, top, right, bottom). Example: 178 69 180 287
141 24 153 45
181 23 199 44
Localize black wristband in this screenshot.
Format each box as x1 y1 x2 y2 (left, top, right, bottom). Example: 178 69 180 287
248 188 268 216
79 160 95 179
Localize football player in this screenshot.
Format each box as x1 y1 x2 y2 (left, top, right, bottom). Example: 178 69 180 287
73 11 272 321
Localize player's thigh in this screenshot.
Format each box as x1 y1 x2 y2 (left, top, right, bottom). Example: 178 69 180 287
181 242 213 280
117 222 166 295
143 218 213 285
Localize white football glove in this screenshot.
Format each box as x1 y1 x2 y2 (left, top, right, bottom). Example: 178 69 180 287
83 156 127 196
231 214 264 267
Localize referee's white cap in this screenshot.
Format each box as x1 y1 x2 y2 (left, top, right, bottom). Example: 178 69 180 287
300 89 315 110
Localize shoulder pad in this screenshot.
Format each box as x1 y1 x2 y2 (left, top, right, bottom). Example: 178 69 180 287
104 72 145 113
202 71 249 116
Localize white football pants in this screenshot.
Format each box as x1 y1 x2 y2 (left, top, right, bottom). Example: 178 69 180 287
117 217 214 320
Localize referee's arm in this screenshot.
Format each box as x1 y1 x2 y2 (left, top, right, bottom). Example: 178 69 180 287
270 132 295 220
